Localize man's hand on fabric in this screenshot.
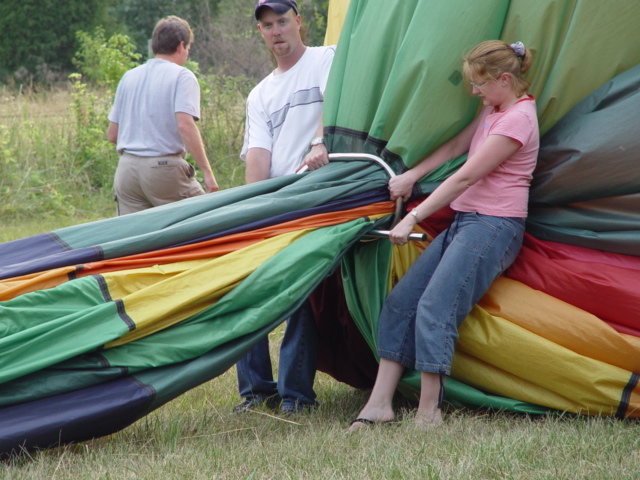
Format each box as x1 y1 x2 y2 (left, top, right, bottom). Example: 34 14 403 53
297 144 329 172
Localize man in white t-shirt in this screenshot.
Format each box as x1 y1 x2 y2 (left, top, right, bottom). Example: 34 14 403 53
235 0 335 414
107 16 219 216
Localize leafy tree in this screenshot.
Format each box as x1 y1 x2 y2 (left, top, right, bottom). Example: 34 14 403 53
109 0 223 58
300 0 330 48
0 0 116 81
0 0 329 84
73 28 142 89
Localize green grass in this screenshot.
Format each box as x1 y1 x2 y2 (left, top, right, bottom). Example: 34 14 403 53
0 199 114 244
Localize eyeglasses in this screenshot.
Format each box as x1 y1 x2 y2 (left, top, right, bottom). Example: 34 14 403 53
469 80 489 89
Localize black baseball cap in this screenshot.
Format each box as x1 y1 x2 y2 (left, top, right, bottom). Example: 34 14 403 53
255 0 299 20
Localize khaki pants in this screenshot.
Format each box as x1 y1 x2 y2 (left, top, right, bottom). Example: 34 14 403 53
114 153 205 216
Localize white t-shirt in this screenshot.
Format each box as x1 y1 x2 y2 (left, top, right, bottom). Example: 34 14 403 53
109 59 201 157
240 46 336 178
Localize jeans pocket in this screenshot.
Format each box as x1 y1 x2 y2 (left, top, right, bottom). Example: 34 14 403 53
498 219 524 272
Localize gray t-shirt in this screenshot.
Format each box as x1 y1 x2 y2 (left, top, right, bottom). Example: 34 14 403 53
109 58 200 157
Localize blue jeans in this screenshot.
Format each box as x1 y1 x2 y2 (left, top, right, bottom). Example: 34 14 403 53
377 212 525 375
236 299 318 409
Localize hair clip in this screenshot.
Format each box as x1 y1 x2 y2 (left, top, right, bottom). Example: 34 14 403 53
510 41 525 58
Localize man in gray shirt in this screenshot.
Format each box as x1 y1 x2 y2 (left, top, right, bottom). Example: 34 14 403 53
107 16 218 215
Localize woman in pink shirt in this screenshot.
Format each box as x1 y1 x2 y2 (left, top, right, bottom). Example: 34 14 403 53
350 40 539 431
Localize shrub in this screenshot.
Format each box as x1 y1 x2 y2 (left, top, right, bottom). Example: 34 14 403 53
67 28 141 191
73 27 142 90
68 73 117 191
198 72 253 188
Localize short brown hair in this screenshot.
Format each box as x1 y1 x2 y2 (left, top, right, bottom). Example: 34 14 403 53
463 40 533 97
152 16 194 55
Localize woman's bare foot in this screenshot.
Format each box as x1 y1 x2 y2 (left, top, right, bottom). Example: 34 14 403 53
348 359 404 432
348 405 395 432
414 408 443 430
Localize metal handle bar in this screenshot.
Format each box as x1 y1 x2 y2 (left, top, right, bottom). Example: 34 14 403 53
367 230 427 242
297 152 403 226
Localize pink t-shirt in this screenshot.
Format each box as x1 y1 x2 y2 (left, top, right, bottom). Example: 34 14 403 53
450 96 539 218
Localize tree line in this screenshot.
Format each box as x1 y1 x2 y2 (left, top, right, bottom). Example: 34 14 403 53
0 0 329 86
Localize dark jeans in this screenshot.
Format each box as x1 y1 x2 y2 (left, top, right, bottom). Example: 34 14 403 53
236 300 318 410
